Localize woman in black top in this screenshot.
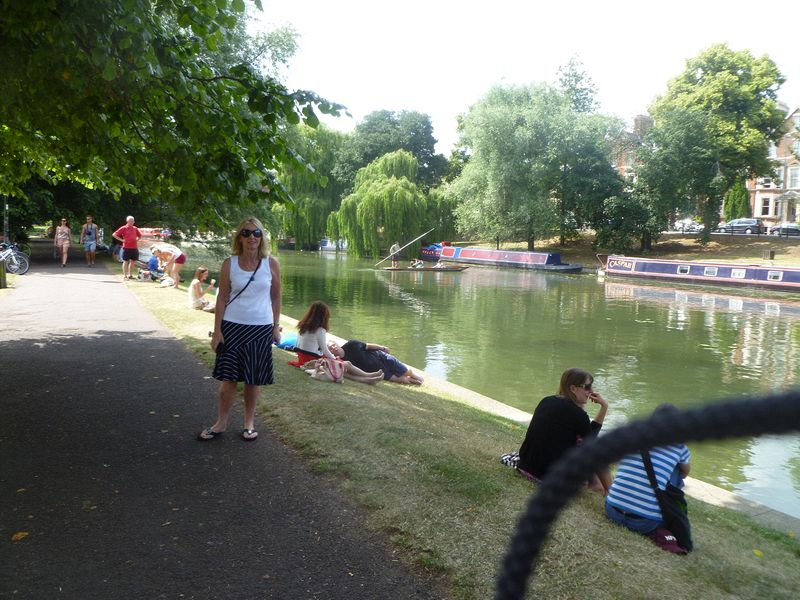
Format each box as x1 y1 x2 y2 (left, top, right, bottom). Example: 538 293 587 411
517 367 611 494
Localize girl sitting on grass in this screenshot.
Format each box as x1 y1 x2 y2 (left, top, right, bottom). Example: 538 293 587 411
291 301 383 383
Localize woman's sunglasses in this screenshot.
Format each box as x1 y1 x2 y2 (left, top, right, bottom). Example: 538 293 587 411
240 228 263 238
576 383 593 391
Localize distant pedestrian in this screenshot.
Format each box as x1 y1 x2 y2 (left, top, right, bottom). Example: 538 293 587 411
389 241 401 268
54 218 71 267
112 216 142 280
199 217 282 442
80 215 99 267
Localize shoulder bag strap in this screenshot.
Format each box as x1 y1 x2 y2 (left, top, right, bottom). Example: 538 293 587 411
640 451 659 491
225 258 261 307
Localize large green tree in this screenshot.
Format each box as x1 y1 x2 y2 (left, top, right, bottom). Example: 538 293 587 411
0 0 342 223
332 110 448 194
647 43 786 238
448 82 622 249
274 124 347 249
330 150 427 258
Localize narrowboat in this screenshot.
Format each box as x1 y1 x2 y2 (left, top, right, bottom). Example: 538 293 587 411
439 246 583 273
599 254 800 292
419 243 443 261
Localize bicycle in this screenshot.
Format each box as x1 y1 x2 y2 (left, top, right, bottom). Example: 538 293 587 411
0 243 31 274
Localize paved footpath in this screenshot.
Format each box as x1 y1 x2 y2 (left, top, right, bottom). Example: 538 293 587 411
0 245 439 600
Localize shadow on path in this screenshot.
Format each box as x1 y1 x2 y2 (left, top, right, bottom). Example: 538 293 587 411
1 243 439 599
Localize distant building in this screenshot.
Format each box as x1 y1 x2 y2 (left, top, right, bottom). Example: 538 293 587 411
612 114 653 188
746 106 800 227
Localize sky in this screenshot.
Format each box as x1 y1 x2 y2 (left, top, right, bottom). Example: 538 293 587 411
254 0 799 154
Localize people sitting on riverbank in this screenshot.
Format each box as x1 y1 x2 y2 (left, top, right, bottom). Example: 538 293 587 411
328 340 424 385
288 301 337 367
605 403 692 554
188 266 216 312
516 367 611 494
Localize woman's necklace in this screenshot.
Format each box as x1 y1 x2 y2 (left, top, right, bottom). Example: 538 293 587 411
239 252 259 271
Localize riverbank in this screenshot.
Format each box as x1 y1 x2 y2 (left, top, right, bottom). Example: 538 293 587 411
124 272 800 600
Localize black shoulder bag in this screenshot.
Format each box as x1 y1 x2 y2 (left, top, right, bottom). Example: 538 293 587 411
214 259 262 355
641 450 693 552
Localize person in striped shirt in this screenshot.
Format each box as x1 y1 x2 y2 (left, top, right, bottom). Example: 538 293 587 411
605 404 691 536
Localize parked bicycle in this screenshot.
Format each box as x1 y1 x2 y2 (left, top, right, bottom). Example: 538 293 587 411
0 243 31 274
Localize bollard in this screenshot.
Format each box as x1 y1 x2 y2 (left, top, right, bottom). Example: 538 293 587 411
0 259 6 289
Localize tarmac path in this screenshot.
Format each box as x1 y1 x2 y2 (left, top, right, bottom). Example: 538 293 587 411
0 244 439 599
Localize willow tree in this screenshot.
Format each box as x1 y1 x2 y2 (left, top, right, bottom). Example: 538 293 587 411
330 150 427 258
275 124 346 248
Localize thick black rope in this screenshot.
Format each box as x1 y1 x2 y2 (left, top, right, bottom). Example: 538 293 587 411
496 390 800 600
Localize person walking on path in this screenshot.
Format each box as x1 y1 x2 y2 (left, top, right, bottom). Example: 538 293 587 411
389 240 400 268
112 215 142 280
80 214 100 267
200 217 282 442
54 218 71 267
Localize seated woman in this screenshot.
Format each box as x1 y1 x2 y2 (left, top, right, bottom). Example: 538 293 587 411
289 301 336 367
605 404 691 552
290 301 383 383
187 266 216 312
517 367 611 494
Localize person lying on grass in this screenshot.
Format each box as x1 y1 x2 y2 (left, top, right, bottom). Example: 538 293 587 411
301 357 384 384
328 340 423 385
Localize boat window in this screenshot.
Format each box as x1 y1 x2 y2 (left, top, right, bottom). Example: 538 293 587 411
677 265 690 275
703 267 718 277
767 271 783 282
731 269 746 279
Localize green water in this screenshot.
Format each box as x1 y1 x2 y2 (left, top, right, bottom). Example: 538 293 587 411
196 247 800 519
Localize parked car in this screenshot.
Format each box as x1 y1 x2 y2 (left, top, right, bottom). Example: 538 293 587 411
717 218 765 234
770 222 800 236
674 219 704 233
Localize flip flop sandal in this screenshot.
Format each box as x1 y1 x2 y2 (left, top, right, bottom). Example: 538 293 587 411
241 429 258 441
197 427 223 441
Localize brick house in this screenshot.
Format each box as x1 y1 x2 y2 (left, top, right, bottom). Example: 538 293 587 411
746 107 800 228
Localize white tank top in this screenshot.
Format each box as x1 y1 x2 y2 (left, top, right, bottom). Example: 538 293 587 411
223 256 273 325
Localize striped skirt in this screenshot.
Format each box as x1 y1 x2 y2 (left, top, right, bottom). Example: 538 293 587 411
212 321 275 385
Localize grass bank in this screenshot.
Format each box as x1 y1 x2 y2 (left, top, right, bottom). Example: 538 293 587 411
123 268 800 600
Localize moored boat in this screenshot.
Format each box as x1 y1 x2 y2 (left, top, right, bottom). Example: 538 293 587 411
599 254 800 292
439 246 582 272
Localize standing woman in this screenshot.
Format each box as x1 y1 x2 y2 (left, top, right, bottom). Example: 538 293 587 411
199 218 282 442
517 367 612 494
54 218 72 267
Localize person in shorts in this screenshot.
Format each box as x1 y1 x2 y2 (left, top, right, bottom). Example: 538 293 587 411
328 339 423 385
80 214 99 267
112 216 142 280
150 243 187 288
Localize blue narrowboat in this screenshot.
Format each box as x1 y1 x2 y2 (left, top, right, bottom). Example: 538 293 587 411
600 255 800 292
440 246 582 272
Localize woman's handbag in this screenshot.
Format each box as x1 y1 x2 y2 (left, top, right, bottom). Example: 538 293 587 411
641 451 693 552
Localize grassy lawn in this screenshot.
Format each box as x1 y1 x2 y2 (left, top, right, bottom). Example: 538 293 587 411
123 268 800 600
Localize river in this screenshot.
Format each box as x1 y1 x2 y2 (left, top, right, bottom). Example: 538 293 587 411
215 248 800 519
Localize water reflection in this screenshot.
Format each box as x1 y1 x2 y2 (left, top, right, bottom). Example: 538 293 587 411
278 251 800 518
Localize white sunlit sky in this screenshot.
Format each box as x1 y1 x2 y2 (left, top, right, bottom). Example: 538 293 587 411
254 0 799 154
